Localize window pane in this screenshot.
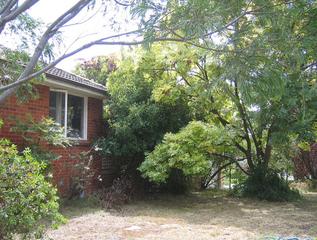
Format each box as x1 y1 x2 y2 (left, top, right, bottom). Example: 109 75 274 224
67 94 84 138
49 91 65 127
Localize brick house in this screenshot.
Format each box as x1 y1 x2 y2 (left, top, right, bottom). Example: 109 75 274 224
0 67 106 196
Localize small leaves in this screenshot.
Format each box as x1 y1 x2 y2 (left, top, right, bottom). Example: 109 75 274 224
10 116 70 148
0 140 64 239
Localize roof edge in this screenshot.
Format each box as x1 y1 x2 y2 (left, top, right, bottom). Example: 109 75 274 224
45 73 106 95
44 78 107 99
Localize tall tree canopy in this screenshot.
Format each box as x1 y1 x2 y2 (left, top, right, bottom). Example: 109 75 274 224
6 0 314 105
137 0 317 187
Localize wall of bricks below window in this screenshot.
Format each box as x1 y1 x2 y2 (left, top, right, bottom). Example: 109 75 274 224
0 84 104 197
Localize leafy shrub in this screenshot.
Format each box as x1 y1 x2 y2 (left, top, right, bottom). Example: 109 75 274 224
234 166 301 202
0 139 65 239
10 116 70 167
10 116 69 148
139 121 234 183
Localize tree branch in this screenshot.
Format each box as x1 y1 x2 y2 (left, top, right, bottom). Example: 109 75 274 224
232 78 254 169
203 155 247 187
235 160 250 176
263 121 274 166
0 0 92 103
0 0 18 15
0 0 39 33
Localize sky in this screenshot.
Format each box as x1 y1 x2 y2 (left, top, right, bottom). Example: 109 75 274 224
3 0 139 71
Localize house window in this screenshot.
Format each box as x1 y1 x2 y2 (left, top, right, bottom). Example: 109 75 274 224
49 90 87 139
49 91 65 127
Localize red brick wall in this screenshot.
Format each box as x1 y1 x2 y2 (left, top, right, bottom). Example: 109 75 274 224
0 84 104 197
0 85 50 145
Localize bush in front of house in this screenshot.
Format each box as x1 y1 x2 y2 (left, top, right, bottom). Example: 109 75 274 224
0 138 65 239
234 165 301 202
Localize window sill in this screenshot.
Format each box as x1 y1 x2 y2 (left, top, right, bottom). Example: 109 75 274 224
68 138 91 146
67 137 87 141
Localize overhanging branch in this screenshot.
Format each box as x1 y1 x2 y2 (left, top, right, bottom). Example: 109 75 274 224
0 0 39 33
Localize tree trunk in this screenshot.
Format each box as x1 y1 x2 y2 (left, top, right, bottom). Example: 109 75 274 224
216 169 222 189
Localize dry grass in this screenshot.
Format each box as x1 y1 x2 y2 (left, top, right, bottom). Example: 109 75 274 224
46 191 317 240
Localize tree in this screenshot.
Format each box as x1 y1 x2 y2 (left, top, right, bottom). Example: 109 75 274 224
139 121 242 184
4 0 301 104
94 46 191 182
74 55 118 86
77 0 316 198
136 1 317 176
0 0 194 103
70 0 317 197
3 0 316 198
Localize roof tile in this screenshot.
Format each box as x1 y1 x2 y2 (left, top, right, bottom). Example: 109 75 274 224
46 67 106 93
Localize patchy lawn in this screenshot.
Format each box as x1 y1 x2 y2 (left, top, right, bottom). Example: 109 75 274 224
47 191 317 240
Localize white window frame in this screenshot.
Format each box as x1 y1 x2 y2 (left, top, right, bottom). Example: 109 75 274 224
50 89 88 140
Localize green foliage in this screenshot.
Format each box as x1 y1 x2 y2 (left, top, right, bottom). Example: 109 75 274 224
10 116 69 147
269 140 297 177
139 121 234 183
93 0 317 197
131 1 317 197
96 47 191 160
10 116 70 168
0 139 65 239
223 165 247 189
0 3 43 51
88 47 191 193
0 49 46 102
234 166 301 202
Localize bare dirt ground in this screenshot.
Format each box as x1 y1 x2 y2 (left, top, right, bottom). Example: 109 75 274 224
47 191 317 240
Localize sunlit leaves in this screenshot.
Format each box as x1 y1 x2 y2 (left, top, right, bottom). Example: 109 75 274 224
139 121 235 183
